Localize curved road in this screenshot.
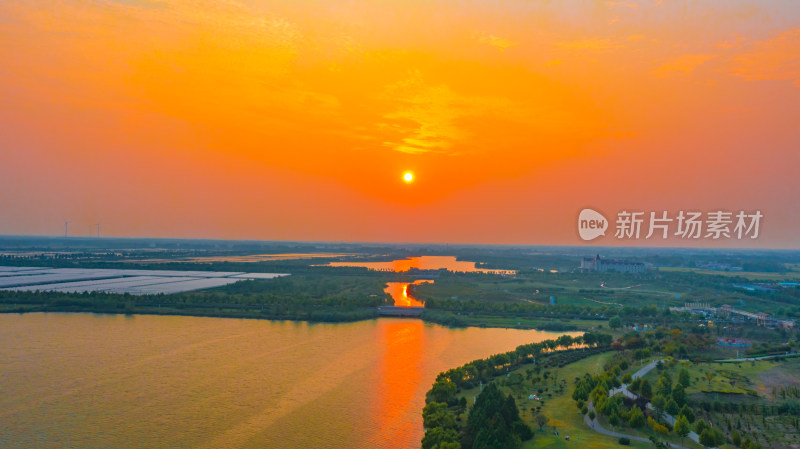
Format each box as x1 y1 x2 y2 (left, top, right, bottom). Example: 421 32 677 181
585 360 702 448
583 402 693 449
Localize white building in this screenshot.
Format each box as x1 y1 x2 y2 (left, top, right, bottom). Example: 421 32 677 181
580 254 645 273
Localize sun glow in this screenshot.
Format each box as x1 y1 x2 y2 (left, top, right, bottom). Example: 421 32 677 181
1 0 798 245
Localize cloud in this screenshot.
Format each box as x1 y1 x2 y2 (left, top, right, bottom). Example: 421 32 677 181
478 34 518 52
717 35 745 49
378 70 551 156
606 1 638 8
556 38 623 53
104 0 168 9
654 54 716 77
380 75 473 155
729 28 800 86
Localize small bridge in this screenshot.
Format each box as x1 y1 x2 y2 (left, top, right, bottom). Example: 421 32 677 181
377 306 424 317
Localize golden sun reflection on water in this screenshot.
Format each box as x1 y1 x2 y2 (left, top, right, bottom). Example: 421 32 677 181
0 313 577 448
327 256 515 275
383 280 430 307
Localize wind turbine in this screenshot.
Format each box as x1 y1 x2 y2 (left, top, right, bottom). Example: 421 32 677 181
64 220 69 238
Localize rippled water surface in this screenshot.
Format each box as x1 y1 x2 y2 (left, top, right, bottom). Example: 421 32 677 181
1 313 571 448
325 255 516 275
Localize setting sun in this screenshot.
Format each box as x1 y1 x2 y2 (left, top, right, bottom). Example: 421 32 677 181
1 0 798 246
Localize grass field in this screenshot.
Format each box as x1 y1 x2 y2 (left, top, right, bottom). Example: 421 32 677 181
455 352 651 449
641 358 790 397
639 358 800 447
416 273 692 310
658 267 800 281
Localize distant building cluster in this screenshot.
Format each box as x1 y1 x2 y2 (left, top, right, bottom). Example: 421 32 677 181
671 302 796 329
717 338 751 347
579 254 646 274
733 282 798 293
696 262 743 271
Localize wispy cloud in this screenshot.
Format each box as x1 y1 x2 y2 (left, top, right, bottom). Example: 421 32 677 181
556 38 623 53
729 28 800 86
606 1 638 8
717 35 745 50
103 0 168 9
478 34 518 52
380 74 471 155
654 54 716 77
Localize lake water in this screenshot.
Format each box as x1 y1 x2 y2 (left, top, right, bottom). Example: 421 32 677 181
384 280 431 307
0 313 573 449
325 255 516 275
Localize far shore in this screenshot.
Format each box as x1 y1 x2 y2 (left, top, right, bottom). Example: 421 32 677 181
0 305 602 332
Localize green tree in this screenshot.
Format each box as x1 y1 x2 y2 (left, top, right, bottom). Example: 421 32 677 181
639 379 653 400
422 427 460 449
609 316 622 329
423 402 457 430
462 384 531 449
672 384 687 407
433 443 461 449
629 407 646 428
674 415 690 446
630 377 642 394
666 399 680 416
678 367 691 387
652 395 666 416
535 413 549 431
678 404 695 423
656 375 672 397
609 413 621 430
699 427 724 448
695 418 708 435
430 379 458 404
621 373 633 384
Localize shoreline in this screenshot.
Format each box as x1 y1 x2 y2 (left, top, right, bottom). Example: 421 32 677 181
0 306 599 332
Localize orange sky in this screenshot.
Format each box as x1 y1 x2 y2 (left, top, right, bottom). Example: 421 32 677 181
1 0 799 247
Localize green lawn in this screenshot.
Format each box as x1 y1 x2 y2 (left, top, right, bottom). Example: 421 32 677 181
476 352 704 449
416 274 690 311
638 358 800 447
456 352 651 449
641 359 777 396
658 267 800 281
